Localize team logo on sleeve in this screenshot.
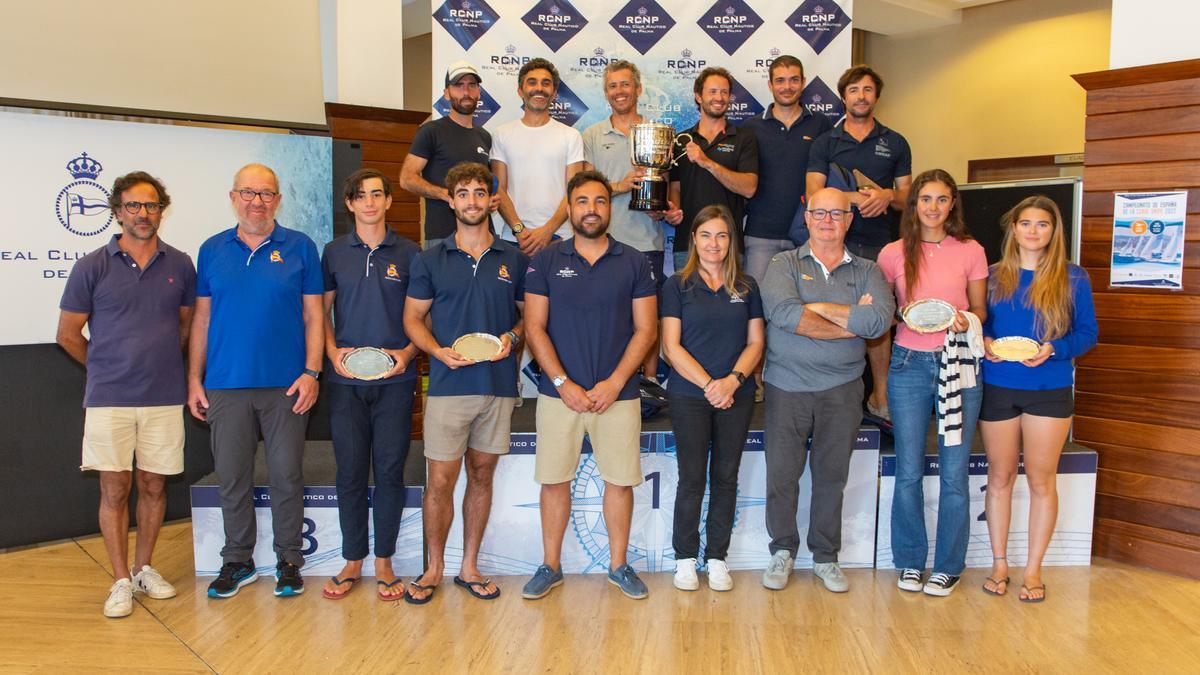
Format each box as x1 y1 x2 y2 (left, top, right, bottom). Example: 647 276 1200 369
270 250 283 263
497 263 513 283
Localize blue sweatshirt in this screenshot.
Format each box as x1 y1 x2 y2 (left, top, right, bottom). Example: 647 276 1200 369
982 265 1098 390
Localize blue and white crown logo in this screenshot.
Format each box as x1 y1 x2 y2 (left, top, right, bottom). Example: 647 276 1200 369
66 152 103 180
594 46 605 56
638 5 648 15
814 5 825 13
725 5 736 15
770 47 781 57
505 43 517 54
681 48 692 58
813 94 823 103
55 151 113 237
461 0 471 8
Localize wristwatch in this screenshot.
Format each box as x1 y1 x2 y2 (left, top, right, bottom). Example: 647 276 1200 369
504 330 520 347
304 368 322 380
552 374 567 388
510 221 526 235
731 370 746 384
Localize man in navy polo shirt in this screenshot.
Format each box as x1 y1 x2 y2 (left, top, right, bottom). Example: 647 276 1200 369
806 65 913 424
58 170 195 618
403 161 526 604
665 66 759 272
521 170 657 601
188 163 325 600
741 55 832 283
319 168 420 602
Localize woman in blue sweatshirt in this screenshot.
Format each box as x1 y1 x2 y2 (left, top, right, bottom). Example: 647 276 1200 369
979 195 1097 603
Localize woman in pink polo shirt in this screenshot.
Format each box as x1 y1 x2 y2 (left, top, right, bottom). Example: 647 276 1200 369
877 169 988 598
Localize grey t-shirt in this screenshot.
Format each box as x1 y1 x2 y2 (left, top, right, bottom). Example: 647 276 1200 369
410 116 494 240
581 118 664 252
760 244 893 392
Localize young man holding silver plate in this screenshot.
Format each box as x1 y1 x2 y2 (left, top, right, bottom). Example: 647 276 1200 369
319 168 420 601
403 161 527 604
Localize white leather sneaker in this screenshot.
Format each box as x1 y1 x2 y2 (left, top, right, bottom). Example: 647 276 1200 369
673 558 699 591
133 565 177 599
706 559 733 592
104 578 134 618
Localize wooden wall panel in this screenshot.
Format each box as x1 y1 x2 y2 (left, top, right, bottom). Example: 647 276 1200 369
325 103 431 439
1072 60 1200 578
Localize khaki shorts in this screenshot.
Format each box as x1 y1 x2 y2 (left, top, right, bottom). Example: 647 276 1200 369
81 405 185 475
423 395 516 460
535 395 643 486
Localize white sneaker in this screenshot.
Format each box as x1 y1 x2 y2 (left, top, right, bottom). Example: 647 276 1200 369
813 561 849 593
762 550 793 590
133 564 177 599
104 578 134 618
673 558 699 591
706 559 733 592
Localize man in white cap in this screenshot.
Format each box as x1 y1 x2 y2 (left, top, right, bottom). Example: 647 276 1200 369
400 60 499 249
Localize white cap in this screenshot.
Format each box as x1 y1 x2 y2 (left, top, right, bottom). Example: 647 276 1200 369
445 60 482 86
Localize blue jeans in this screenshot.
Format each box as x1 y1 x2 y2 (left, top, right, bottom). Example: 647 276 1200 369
887 345 981 575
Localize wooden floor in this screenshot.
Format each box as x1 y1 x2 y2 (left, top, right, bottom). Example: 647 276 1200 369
2 522 1199 674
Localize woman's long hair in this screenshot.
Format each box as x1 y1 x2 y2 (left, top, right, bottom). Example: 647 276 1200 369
679 204 750 297
990 195 1073 341
898 169 972 300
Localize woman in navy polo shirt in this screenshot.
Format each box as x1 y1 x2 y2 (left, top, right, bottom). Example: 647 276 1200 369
980 196 1097 603
661 204 764 593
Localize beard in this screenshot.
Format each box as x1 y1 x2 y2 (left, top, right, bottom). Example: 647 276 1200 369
454 207 489 227
450 95 478 115
571 216 608 239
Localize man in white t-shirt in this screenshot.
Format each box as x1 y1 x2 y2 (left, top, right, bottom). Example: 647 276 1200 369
491 58 585 256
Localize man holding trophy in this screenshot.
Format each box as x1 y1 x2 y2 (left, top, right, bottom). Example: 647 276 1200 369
403 162 527 604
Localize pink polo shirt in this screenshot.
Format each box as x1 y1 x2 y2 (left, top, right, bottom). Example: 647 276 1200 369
877 236 988 351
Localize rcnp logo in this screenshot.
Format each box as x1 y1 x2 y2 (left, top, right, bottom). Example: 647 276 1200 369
665 48 706 72
800 76 844 124
697 0 762 55
433 0 501 50
522 0 588 52
787 0 850 54
577 46 611 69
752 47 784 70
55 152 113 236
433 84 501 126
724 76 765 125
545 80 590 126
609 0 676 55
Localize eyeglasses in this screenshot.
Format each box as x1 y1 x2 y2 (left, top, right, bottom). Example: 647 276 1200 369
807 208 849 221
234 188 279 203
122 201 164 215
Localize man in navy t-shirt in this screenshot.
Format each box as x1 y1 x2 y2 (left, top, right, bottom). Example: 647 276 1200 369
403 161 527 604
319 168 420 601
188 164 325 600
521 170 657 601
58 170 195 618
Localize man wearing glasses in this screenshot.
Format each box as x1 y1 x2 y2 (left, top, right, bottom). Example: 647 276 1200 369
758 188 893 594
58 171 196 618
188 164 325 600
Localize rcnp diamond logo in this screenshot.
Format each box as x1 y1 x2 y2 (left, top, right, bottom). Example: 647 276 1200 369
697 0 763 56
522 0 588 52
787 0 850 54
55 152 113 236
545 80 589 126
433 85 501 126
433 0 501 50
724 76 765 125
801 76 844 124
609 0 676 55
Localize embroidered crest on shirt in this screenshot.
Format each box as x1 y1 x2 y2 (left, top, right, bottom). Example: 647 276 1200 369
556 267 578 279
386 263 401 280
497 264 513 283
270 250 283 263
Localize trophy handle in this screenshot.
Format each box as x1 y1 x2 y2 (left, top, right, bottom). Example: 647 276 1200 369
670 132 694 167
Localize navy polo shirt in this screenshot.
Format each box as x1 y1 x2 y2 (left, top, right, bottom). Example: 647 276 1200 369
525 237 656 399
322 230 420 386
406 236 527 397
661 272 763 399
60 234 196 408
669 122 759 252
807 119 912 248
742 105 832 240
196 223 323 390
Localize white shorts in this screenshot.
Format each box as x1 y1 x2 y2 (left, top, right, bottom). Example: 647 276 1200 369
81 405 185 475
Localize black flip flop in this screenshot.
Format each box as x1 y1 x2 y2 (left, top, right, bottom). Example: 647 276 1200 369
454 575 501 600
377 577 405 602
981 576 1010 597
1020 584 1047 603
404 579 436 605
322 575 360 600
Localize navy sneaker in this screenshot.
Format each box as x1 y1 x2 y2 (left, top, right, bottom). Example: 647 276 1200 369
521 564 564 599
207 560 258 599
274 562 305 597
607 564 648 599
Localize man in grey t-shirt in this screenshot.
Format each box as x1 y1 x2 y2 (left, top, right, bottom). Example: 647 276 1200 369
758 187 892 594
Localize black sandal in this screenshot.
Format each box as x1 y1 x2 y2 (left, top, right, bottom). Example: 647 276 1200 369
404 574 437 605
454 575 501 600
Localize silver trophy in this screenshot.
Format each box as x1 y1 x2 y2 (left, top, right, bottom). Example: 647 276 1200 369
628 122 693 211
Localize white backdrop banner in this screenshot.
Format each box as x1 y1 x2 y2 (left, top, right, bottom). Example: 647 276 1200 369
430 0 853 132
0 109 333 346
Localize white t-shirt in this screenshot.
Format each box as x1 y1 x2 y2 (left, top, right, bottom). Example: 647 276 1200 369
490 117 585 241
